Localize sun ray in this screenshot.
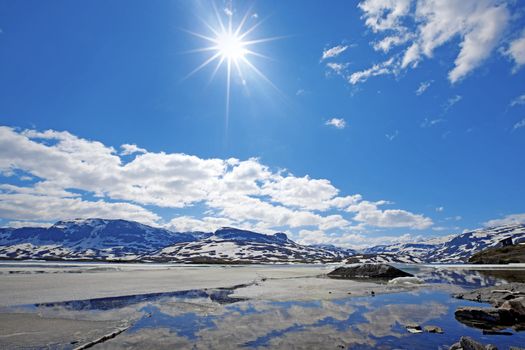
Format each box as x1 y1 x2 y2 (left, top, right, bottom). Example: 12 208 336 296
226 58 232 126
182 29 218 44
241 56 281 93
234 4 254 37
208 56 226 85
244 49 274 61
183 52 221 81
243 36 289 45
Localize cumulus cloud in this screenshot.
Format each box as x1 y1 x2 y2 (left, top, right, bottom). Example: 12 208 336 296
325 118 347 129
346 200 433 230
120 144 147 156
297 228 423 249
484 213 525 227
352 0 511 84
167 216 235 233
0 188 160 225
321 45 348 61
2 221 53 229
0 126 435 242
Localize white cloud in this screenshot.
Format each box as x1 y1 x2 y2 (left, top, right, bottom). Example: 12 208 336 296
325 118 346 129
358 0 412 33
167 216 235 233
513 118 525 130
435 206 444 212
224 7 233 17
0 190 160 225
321 45 348 61
297 228 423 249
374 33 413 53
510 94 525 107
484 213 525 227
355 0 511 84
421 118 444 128
326 62 349 76
385 129 399 141
444 95 462 111
505 30 525 72
2 221 53 229
120 144 147 156
0 126 434 239
262 175 339 211
416 80 433 95
346 200 433 230
348 57 396 85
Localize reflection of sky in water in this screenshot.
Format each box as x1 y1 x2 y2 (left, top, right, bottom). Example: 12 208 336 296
130 304 216 340
50 290 523 349
7 268 525 349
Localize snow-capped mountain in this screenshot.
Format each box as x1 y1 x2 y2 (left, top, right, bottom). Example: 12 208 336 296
308 244 357 257
1 219 524 263
430 224 525 262
363 224 525 263
0 219 199 261
0 220 348 263
149 228 349 263
363 242 437 262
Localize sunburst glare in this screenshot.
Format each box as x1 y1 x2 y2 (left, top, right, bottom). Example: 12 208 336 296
185 2 280 125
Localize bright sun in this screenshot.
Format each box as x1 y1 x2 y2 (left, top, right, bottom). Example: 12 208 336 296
216 32 247 60
185 3 280 122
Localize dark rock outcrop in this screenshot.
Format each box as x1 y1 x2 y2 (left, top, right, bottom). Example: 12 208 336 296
454 307 513 329
454 283 525 331
448 336 497 350
454 283 525 307
423 325 444 334
468 244 525 264
327 264 413 279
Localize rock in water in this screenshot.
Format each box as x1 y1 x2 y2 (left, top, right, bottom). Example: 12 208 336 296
454 307 513 329
424 325 444 334
405 323 423 334
327 264 413 279
448 336 497 350
499 297 525 321
454 285 525 330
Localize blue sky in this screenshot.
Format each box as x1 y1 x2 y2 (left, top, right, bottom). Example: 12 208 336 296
0 0 524 247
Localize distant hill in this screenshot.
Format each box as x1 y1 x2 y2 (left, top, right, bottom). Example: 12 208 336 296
1 219 524 264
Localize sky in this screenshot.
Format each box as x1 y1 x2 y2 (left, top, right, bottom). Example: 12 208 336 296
0 0 524 248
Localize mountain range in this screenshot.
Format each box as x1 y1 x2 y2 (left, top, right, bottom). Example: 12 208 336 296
0 218 524 264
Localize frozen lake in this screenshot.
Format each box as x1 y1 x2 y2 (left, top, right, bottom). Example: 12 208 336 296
1 261 525 349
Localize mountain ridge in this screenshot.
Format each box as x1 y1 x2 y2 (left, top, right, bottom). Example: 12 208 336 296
1 219 524 264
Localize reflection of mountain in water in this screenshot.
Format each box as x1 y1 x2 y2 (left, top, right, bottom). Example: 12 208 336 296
413 267 525 289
